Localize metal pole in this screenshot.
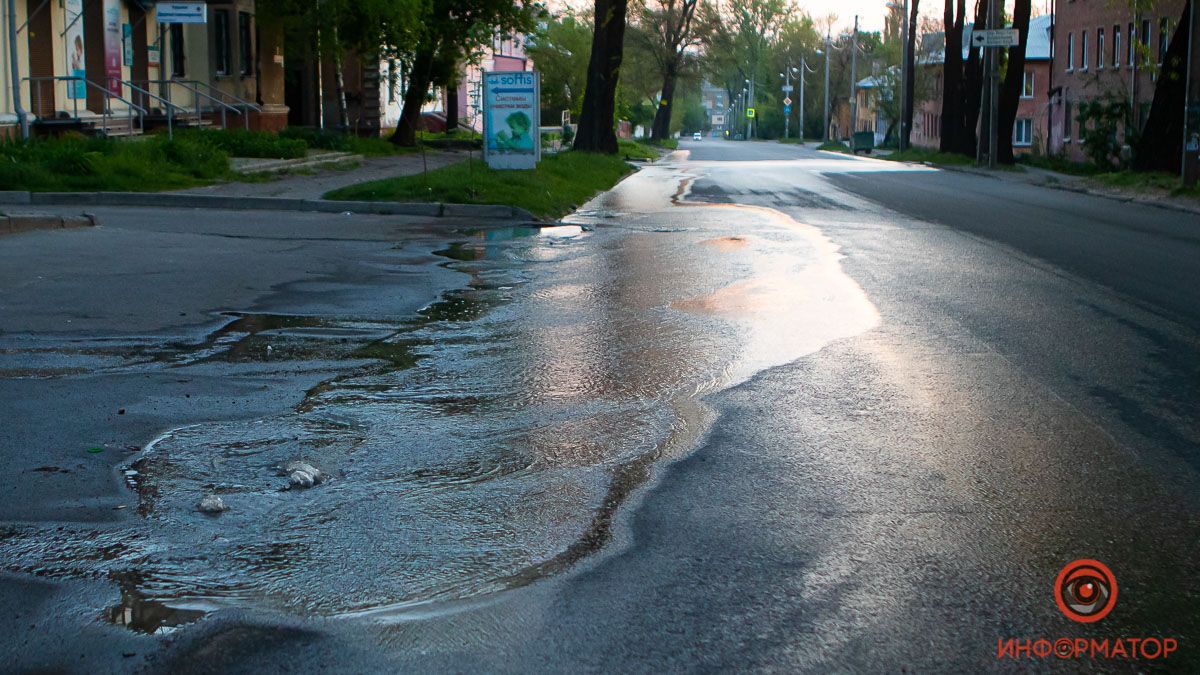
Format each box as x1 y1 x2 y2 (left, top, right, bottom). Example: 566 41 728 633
1182 0 1198 185
6 0 29 138
800 58 806 142
851 16 859 137
824 32 831 140
746 79 754 140
783 69 790 139
900 0 909 152
988 0 1000 168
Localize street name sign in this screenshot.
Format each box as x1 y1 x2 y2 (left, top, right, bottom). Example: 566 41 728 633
971 29 1019 48
782 85 793 93
483 70 541 170
156 3 207 24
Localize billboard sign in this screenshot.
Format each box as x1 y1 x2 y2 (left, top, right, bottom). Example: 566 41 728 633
483 70 541 170
103 0 121 94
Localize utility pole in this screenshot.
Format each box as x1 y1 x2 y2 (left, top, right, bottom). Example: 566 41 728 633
900 0 910 152
782 68 792 139
850 16 859 137
799 57 806 142
6 0 29 139
1183 0 1198 185
988 0 1000 168
745 78 756 140
823 31 831 141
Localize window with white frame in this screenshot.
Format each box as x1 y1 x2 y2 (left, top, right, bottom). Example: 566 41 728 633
1067 32 1074 70
1022 70 1034 98
1159 18 1170 64
1081 30 1089 70
1113 25 1120 68
1129 23 1135 66
1097 29 1104 69
1014 118 1033 146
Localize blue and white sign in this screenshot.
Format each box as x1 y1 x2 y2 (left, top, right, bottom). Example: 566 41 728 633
483 70 541 170
157 2 207 24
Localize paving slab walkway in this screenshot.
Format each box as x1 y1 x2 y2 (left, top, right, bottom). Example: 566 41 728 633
174 148 468 200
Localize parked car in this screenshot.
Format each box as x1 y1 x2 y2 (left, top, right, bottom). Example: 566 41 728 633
692 132 702 141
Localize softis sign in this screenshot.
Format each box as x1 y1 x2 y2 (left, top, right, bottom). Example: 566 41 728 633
483 71 541 170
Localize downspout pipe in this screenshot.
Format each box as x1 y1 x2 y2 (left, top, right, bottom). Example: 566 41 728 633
6 0 28 138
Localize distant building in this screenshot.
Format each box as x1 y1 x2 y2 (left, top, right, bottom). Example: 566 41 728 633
701 81 728 136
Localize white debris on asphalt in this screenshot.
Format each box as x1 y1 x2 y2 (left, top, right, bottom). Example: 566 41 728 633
198 494 228 513
282 460 324 489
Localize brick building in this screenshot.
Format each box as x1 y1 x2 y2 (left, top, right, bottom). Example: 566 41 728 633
1048 0 1186 161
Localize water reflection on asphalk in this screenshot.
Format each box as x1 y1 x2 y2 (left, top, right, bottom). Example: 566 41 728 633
0 164 879 633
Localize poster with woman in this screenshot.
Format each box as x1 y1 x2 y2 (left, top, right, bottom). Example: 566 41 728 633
65 0 85 99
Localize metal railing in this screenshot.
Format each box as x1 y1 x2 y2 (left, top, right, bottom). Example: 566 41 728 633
145 79 262 130
122 81 190 139
22 76 147 136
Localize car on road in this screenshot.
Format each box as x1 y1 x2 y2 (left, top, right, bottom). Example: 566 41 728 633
692 132 702 141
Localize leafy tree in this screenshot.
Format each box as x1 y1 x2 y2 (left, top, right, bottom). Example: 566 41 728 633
631 0 704 140
1135 3 1191 173
387 0 541 146
527 12 594 121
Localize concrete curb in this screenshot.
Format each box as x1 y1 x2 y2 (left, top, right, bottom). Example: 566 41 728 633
0 191 537 221
0 212 97 236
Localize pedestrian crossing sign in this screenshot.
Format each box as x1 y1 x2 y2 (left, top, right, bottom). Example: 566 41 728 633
746 108 756 119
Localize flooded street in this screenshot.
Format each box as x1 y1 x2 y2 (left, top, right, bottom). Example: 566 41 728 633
1 153 878 631
3 141 1198 672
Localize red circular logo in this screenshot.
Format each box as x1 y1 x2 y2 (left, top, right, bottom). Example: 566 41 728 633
1055 559 1117 623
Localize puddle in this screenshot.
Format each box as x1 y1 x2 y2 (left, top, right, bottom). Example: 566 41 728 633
0 166 879 634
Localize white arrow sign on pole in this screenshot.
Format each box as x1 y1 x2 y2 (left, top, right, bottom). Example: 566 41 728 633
971 29 1019 48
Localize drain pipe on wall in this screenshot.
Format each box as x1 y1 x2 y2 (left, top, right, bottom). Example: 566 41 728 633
6 0 29 139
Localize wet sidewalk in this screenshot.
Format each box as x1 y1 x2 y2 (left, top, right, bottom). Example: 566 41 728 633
174 148 467 200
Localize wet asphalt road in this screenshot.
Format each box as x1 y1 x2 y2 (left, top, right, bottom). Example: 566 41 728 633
4 140 1200 672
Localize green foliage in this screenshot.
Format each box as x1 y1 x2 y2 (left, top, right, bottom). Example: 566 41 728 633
882 147 975 165
0 134 229 191
279 128 414 156
1076 98 1133 169
527 12 594 120
324 150 639 219
1017 153 1101 176
617 139 662 158
178 129 308 159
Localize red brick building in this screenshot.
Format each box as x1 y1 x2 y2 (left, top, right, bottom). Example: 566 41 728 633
912 15 1054 155
1048 0 1186 161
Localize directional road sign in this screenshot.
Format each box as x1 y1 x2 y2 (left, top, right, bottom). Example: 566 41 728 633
782 96 792 106
971 29 1019 48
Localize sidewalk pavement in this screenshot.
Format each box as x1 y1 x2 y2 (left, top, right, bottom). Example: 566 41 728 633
175 148 467 200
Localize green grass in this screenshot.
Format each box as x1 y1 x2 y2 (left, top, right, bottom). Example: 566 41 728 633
816 140 850 153
0 133 228 191
178 128 307 159
1017 154 1100 176
645 138 679 150
617 139 660 160
777 137 807 144
1090 170 1200 198
881 148 975 166
324 149 639 219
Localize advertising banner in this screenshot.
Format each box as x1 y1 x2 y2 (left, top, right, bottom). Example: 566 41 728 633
103 0 122 93
483 71 540 170
156 3 208 24
64 0 85 99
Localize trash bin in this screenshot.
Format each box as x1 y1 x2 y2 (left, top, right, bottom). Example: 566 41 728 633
852 131 874 154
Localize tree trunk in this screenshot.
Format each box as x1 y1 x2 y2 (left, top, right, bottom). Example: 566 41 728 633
575 0 628 153
996 0 1031 164
651 63 677 141
960 0 989 155
390 45 437 147
445 78 459 131
940 0 964 152
1134 3 1190 172
903 0 920 148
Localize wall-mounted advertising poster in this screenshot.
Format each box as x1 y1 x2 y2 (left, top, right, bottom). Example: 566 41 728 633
103 0 122 93
483 71 540 170
64 0 85 100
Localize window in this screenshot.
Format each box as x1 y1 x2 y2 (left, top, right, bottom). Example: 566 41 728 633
170 24 186 77
1113 25 1120 68
1081 30 1089 70
1067 32 1074 70
238 12 253 77
1129 23 1135 66
1096 29 1104 69
1064 100 1072 143
1022 70 1034 98
1014 118 1033 146
1159 18 1170 64
214 11 231 76
1141 19 1150 49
